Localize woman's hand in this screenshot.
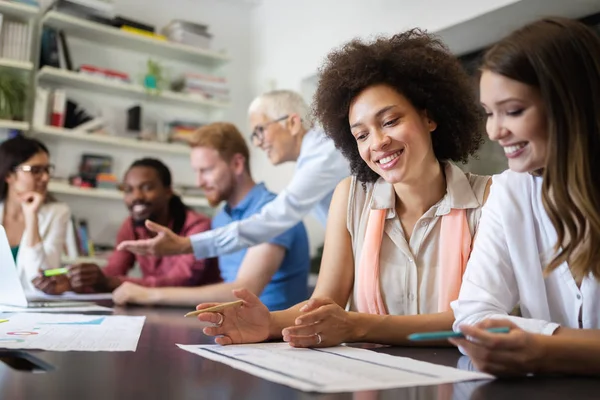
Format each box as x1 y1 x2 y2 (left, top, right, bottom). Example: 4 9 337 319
19 191 44 218
282 298 355 348
198 288 271 345
450 319 545 376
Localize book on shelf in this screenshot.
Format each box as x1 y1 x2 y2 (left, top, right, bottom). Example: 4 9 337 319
171 73 230 102
120 25 166 41
0 16 31 61
161 19 212 49
50 89 66 127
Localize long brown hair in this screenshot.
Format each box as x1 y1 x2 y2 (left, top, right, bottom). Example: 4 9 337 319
482 18 600 280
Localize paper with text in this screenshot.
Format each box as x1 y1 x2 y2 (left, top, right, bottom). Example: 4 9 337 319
177 343 493 393
0 313 145 351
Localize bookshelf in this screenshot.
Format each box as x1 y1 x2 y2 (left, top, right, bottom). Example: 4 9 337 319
35 125 191 155
0 1 39 20
38 66 230 110
42 11 230 66
0 57 33 70
49 180 210 208
0 119 29 130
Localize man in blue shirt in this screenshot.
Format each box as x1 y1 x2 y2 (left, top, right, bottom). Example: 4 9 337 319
118 90 350 260
112 122 310 311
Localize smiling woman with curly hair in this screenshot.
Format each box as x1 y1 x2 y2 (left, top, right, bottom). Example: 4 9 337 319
197 29 493 349
315 29 483 184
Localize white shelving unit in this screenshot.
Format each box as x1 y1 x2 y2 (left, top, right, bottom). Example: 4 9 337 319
35 125 191 155
41 11 230 66
22 8 227 247
0 119 29 131
37 66 230 110
49 180 209 208
0 1 39 20
0 57 33 70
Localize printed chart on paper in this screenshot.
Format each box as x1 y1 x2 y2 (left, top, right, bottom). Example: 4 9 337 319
177 342 493 393
0 313 145 351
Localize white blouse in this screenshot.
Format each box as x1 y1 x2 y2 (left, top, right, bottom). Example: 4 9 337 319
452 170 600 334
0 201 71 291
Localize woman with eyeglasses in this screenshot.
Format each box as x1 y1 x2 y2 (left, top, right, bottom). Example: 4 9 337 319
0 135 70 291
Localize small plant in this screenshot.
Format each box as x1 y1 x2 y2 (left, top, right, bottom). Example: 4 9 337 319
143 59 167 94
0 70 27 120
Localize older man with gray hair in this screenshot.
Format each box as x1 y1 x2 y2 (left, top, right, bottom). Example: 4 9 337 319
118 90 350 260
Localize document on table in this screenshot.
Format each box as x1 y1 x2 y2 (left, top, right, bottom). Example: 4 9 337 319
25 290 114 301
0 313 145 351
0 304 113 313
177 343 493 393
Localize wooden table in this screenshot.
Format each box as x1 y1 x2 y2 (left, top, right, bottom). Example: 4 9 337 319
0 306 598 399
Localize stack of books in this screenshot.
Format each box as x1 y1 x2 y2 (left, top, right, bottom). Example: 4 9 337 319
0 14 31 61
171 72 230 102
162 19 212 49
165 119 205 143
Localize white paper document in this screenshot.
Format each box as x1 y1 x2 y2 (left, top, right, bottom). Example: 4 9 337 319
177 343 493 393
0 304 113 313
25 290 114 301
0 313 145 351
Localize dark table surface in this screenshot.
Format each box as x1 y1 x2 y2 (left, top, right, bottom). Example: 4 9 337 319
0 306 598 400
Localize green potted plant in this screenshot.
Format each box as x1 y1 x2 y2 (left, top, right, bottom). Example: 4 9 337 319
143 59 167 94
0 70 27 121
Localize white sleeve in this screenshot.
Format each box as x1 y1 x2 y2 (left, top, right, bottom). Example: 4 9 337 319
451 175 560 335
191 142 348 259
17 204 71 291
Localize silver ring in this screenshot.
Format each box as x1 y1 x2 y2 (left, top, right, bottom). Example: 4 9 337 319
216 313 224 327
315 333 322 345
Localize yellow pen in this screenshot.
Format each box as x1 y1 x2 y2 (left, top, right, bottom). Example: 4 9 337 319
184 300 244 318
0 319 9 324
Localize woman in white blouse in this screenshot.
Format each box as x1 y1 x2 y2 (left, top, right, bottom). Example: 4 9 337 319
0 136 70 291
451 17 600 376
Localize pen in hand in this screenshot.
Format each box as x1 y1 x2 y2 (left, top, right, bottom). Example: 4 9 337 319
184 300 244 318
407 327 510 341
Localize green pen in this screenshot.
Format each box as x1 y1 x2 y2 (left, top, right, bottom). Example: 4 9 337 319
408 327 510 341
43 267 69 277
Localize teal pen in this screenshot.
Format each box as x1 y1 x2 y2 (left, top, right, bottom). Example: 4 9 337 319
407 327 510 341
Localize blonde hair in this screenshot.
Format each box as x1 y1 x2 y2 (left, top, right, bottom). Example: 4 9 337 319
189 122 251 172
248 90 313 131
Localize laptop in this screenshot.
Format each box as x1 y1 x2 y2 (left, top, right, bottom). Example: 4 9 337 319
0 225 90 308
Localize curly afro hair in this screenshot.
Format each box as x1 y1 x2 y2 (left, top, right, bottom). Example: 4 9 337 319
313 28 484 183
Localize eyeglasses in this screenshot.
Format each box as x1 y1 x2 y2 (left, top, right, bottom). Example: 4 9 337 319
14 164 55 177
250 115 289 146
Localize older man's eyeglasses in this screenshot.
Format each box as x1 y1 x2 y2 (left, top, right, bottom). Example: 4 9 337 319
14 164 55 177
250 115 289 146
